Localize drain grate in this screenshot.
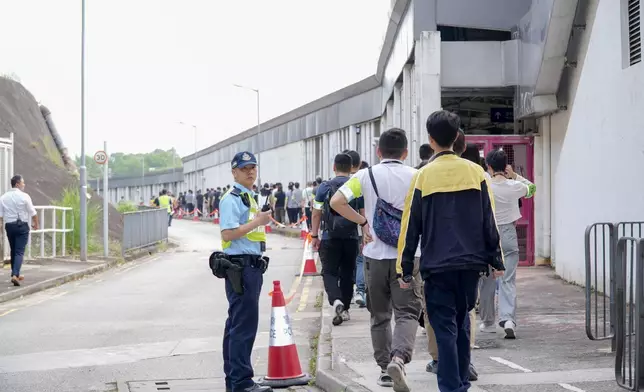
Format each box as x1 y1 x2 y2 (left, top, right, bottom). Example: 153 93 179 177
126 378 226 391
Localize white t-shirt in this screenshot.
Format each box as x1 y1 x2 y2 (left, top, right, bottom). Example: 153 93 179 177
487 174 535 225
0 188 37 223
339 160 421 260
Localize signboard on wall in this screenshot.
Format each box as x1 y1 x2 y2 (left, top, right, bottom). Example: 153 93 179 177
490 108 514 123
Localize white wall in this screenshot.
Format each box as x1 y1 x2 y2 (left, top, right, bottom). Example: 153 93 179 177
548 0 644 285
257 141 306 185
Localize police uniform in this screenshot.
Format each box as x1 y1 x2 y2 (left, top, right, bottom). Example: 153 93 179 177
219 152 272 392
158 192 172 227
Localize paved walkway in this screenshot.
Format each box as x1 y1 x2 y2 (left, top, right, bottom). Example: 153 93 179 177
318 266 623 392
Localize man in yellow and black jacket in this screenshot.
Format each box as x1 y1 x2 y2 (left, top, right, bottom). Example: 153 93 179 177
396 110 505 392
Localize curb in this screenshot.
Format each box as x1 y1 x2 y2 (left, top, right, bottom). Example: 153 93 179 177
0 243 169 305
315 291 372 392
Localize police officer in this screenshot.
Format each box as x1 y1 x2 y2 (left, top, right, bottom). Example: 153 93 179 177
219 151 272 392
157 189 173 227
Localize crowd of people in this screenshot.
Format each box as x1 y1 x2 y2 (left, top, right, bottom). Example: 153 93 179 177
307 110 535 392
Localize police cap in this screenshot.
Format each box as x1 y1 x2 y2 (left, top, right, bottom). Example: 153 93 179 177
231 151 258 169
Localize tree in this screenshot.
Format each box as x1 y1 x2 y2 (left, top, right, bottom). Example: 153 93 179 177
76 148 182 179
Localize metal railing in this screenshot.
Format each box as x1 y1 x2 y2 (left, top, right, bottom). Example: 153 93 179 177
27 206 74 259
585 221 644 390
121 207 169 255
585 222 644 349
615 237 644 391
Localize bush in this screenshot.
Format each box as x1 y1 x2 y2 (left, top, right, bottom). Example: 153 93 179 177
54 187 101 253
116 201 138 213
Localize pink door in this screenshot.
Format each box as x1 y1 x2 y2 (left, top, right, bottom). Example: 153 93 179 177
466 136 535 267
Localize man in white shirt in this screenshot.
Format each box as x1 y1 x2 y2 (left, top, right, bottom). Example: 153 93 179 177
330 129 422 391
0 175 39 286
479 149 536 339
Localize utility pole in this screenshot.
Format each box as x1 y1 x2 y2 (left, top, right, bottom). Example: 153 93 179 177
233 84 261 188
79 0 88 261
103 141 109 257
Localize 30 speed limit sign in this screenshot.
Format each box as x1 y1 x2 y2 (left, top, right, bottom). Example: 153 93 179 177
93 150 108 165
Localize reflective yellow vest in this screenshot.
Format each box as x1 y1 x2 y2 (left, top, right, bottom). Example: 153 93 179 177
158 195 172 213
221 188 266 250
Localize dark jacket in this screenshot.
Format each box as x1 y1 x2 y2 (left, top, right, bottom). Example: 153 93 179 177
396 152 504 279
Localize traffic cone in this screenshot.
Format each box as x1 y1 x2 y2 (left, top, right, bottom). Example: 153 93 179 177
258 281 312 388
212 209 219 224
299 218 308 240
265 223 272 233
192 209 200 222
302 235 319 276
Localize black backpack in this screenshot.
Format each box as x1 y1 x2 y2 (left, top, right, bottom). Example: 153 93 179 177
322 180 358 239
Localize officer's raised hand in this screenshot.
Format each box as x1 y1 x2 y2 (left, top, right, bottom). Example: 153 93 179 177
254 210 272 226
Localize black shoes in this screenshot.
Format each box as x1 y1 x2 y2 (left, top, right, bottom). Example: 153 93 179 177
226 383 273 392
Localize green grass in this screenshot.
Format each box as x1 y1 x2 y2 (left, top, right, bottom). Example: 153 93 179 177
41 136 64 167
314 291 323 309
54 186 101 253
308 332 319 383
116 201 138 213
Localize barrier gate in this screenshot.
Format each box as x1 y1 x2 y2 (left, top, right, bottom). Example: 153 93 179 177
585 221 644 390
466 135 535 266
0 134 14 261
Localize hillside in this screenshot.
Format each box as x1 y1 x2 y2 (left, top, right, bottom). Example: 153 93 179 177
0 77 123 242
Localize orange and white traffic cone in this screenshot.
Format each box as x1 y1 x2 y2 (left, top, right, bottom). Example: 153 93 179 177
258 281 312 388
302 235 319 276
212 209 219 224
299 218 308 240
192 209 200 222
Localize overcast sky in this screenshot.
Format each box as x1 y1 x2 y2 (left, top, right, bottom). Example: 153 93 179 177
0 0 390 158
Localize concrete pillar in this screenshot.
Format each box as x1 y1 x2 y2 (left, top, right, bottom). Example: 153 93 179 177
322 133 329 179
393 84 402 128
386 100 394 129
415 31 442 144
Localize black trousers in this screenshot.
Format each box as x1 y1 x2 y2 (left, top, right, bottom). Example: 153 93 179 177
319 238 359 310
6 221 29 278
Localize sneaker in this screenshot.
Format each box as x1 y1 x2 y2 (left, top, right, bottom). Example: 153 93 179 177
332 299 344 326
479 323 496 333
341 310 350 322
377 370 394 388
469 363 479 381
501 320 517 339
354 291 366 308
387 358 410 392
425 359 438 374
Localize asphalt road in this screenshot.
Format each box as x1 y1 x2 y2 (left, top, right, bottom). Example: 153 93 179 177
0 219 305 392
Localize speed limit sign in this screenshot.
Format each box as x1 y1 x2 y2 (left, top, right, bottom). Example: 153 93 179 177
93 150 108 165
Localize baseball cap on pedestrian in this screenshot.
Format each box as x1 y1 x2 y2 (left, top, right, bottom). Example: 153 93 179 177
231 151 258 169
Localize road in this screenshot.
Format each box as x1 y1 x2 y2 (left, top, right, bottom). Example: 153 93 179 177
0 219 306 392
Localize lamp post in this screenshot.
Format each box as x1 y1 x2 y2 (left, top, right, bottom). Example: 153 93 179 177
233 84 261 187
179 122 198 191
79 0 88 261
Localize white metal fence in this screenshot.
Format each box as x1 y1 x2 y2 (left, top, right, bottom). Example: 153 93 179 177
27 206 74 259
0 134 14 261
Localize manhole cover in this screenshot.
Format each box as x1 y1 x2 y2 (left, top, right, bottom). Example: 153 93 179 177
126 378 226 391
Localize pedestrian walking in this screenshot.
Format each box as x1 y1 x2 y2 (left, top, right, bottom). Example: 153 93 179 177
0 175 39 287
398 111 505 392
219 151 272 392
331 129 422 391
311 153 363 326
478 148 536 339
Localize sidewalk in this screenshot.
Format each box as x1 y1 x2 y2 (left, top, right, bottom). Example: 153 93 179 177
316 266 622 392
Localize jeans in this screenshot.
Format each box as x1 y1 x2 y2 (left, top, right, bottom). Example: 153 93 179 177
319 238 359 310
479 223 520 326
223 265 264 391
425 269 480 392
364 256 423 369
167 212 173 227
5 221 29 278
354 253 365 293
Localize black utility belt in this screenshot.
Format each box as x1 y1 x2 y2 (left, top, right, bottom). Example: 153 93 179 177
229 254 265 268
6 220 27 226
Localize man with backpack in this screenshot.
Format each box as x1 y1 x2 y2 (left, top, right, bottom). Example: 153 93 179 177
330 129 422 392
310 153 364 327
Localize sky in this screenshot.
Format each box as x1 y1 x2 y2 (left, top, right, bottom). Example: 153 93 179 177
0 0 391 159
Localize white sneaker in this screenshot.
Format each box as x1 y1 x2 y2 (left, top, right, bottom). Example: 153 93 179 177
479 323 496 333
332 299 344 326
502 320 517 339
341 310 350 321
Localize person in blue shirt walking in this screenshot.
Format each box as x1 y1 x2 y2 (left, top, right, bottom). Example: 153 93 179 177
219 151 272 392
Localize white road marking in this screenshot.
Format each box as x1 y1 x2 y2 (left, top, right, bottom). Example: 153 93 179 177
559 383 586 392
489 357 532 373
0 309 16 317
489 357 587 391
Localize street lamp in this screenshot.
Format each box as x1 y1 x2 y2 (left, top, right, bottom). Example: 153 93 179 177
233 84 261 187
179 121 198 191
79 0 88 261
